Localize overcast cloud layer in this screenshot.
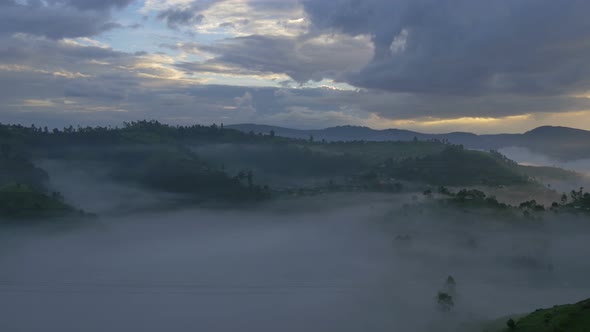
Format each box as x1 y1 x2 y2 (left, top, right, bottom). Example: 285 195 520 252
2 0 590 133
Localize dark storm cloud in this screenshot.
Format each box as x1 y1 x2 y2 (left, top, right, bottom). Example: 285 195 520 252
303 0 590 96
0 0 132 39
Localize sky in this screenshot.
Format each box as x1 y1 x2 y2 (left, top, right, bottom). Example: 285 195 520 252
1 0 590 134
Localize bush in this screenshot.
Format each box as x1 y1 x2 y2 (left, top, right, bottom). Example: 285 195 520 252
436 292 454 312
507 318 517 330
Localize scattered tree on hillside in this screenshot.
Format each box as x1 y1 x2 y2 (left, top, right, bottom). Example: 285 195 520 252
436 292 454 312
506 318 517 330
247 170 254 187
561 193 568 204
435 276 457 312
519 200 545 212
444 275 456 295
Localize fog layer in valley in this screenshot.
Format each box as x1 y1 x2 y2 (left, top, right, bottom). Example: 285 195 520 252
37 159 184 215
500 147 590 176
1 191 589 332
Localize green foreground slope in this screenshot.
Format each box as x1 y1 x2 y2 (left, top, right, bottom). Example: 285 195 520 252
488 298 590 332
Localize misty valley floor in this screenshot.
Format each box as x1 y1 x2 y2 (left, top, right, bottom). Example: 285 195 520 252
1 194 589 332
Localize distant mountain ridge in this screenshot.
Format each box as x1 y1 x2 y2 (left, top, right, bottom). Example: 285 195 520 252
226 124 590 161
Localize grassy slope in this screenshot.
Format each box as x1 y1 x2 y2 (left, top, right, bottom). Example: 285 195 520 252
482 298 590 332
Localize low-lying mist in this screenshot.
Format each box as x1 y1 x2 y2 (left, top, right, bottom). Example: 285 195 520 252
499 146 590 194
500 146 590 176
37 159 184 215
1 191 589 332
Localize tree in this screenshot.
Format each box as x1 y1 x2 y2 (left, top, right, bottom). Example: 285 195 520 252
519 200 544 211
506 318 516 330
236 170 247 183
270 130 275 138
456 189 486 201
438 186 452 196
436 292 454 312
1 144 10 158
571 187 584 202
51 191 64 202
246 170 254 187
444 276 456 295
561 193 568 205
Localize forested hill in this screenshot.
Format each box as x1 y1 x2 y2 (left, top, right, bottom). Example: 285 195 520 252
227 124 590 161
0 120 585 220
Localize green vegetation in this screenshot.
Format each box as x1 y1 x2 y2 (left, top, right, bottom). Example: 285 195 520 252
3 120 266 146
2 120 589 219
517 165 580 183
193 143 366 179
1 121 564 189
384 146 528 186
0 142 77 220
497 298 590 332
436 276 457 312
0 143 48 190
112 148 271 201
0 183 76 220
436 292 455 312
391 186 559 225
309 139 447 165
562 187 590 212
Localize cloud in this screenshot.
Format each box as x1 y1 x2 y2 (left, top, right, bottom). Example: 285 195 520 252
48 0 136 10
3 56 590 133
175 33 373 83
303 0 590 96
1 31 590 132
150 0 308 37
0 0 132 39
3 0 590 133
156 3 206 29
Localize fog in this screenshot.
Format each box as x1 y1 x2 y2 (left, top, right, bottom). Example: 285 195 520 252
1 190 590 332
37 159 184 215
500 147 590 176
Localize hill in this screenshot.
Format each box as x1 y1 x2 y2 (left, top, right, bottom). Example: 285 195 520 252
0 120 586 219
0 183 78 221
226 124 478 144
226 124 590 161
484 298 590 332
